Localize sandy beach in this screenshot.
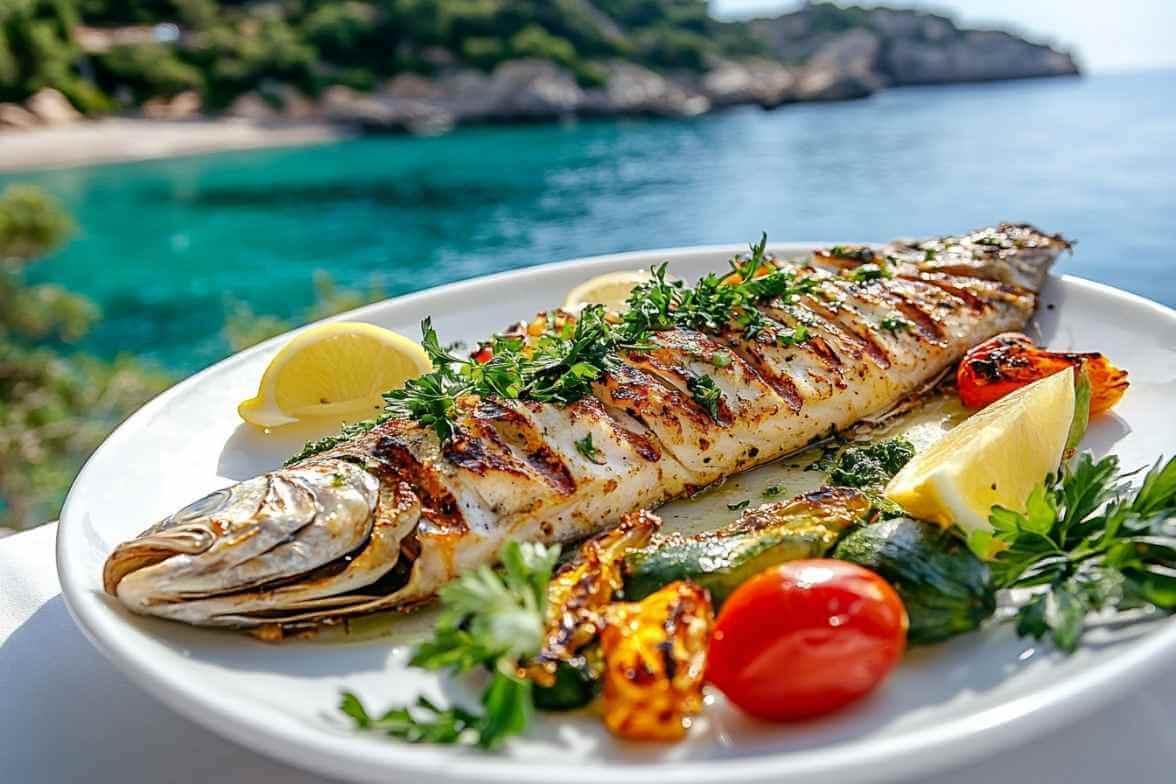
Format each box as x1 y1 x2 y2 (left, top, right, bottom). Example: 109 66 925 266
0 117 351 173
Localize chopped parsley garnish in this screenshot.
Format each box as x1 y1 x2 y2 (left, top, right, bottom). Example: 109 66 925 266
762 484 787 498
285 413 392 466
574 433 603 463
383 308 645 442
847 263 892 283
686 374 723 421
827 437 917 490
622 234 818 343
727 499 751 511
827 245 877 263
777 324 810 347
974 453 1176 652
880 316 911 334
341 541 559 748
296 232 821 455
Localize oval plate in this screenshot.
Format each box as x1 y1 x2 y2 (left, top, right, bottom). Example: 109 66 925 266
57 244 1176 784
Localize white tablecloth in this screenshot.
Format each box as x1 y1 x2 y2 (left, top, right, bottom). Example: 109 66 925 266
3 524 1173 783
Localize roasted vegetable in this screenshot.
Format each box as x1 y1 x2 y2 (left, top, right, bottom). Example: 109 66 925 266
531 659 601 711
622 488 870 606
834 517 995 644
526 510 659 701
956 332 1128 414
599 581 714 741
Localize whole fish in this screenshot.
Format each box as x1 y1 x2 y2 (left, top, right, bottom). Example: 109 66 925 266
103 224 1069 630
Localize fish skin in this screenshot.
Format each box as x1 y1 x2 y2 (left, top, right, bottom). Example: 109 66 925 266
103 224 1070 629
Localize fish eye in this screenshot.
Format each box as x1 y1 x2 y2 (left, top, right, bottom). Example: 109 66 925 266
168 489 230 524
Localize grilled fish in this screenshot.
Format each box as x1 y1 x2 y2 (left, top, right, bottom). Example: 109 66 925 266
103 224 1069 629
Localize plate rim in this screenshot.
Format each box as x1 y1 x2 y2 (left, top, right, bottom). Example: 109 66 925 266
56 244 1176 784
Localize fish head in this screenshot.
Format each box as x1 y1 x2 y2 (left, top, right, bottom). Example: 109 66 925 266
103 461 383 619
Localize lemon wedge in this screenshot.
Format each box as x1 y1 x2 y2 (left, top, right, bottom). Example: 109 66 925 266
884 368 1075 535
238 322 432 428
563 270 653 311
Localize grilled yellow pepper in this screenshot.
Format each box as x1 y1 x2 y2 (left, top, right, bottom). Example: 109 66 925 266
599 581 714 741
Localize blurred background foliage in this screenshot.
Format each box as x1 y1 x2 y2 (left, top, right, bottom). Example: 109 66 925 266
1 0 766 111
0 184 166 530
0 185 371 531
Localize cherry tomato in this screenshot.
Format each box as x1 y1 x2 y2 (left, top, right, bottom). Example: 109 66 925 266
957 332 1128 414
706 559 907 721
471 345 494 364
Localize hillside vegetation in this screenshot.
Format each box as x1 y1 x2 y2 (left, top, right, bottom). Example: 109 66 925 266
0 1 1077 118
1 0 764 112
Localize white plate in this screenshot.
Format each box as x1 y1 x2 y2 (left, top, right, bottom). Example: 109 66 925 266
57 244 1176 784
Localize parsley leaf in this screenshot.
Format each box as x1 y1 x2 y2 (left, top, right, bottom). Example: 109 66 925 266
574 433 603 463
986 453 1176 652
686 374 723 421
341 541 559 748
777 324 810 347
848 262 891 283
727 499 751 511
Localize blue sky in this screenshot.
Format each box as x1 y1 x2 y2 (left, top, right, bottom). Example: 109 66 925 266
713 1 1176 72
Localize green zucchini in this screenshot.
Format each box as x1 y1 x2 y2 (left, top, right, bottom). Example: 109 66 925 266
834 517 996 644
531 659 600 711
622 487 870 606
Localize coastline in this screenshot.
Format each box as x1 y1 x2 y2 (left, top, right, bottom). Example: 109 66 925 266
0 117 351 173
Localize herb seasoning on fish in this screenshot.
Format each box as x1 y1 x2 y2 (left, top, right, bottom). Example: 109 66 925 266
827 438 917 490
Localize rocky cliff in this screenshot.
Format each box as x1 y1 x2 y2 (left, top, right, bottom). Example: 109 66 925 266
752 3 1079 98
1 2 1081 134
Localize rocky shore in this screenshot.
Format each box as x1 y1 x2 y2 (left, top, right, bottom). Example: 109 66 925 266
0 5 1079 165
222 6 1078 132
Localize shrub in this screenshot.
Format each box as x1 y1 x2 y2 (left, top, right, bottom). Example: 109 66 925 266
94 43 205 102
510 24 576 68
0 185 171 531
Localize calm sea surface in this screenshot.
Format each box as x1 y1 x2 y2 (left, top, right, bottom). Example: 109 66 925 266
8 69 1174 373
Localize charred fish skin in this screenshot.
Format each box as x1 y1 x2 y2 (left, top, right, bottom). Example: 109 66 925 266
103 224 1067 629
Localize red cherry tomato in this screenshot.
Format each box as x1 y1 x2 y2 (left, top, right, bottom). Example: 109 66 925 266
706 559 907 721
471 345 494 364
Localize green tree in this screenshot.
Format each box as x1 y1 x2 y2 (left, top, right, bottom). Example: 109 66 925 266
509 24 576 67
0 186 170 531
93 43 206 102
0 0 93 108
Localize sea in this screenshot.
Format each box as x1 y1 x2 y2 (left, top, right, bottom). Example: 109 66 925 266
7 68 1174 374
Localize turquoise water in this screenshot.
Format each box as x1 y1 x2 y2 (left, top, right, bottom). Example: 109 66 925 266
8 69 1175 373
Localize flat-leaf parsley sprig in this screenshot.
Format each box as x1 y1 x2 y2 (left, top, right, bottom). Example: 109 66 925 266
976 452 1176 652
341 540 560 749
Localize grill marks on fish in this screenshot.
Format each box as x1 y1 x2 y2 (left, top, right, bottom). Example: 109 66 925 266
102 224 1071 629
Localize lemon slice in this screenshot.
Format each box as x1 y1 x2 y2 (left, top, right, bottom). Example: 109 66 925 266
564 270 653 311
884 369 1075 535
238 322 432 428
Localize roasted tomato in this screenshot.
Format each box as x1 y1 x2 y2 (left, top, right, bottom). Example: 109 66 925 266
706 560 907 721
957 332 1128 414
599 581 714 741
